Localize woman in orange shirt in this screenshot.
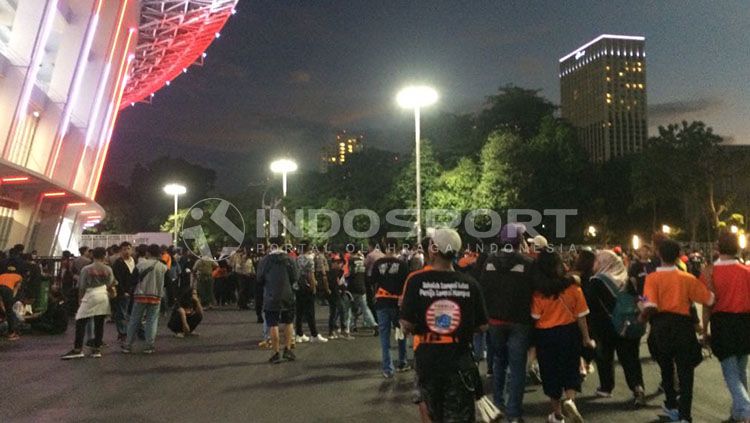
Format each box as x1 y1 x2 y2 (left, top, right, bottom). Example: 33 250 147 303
531 250 595 423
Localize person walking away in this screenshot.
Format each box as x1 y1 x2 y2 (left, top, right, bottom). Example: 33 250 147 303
61 247 116 359
327 255 346 339
400 229 488 423
348 248 378 335
531 250 594 423
112 242 137 343
168 288 204 337
702 232 750 423
294 247 327 343
589 250 646 405
478 223 535 422
257 239 299 363
193 255 217 309
122 244 167 354
372 238 410 378
640 239 715 423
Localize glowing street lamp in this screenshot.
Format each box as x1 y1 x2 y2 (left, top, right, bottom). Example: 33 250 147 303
661 224 671 235
163 183 186 246
586 225 597 238
270 158 298 197
632 235 641 250
397 85 438 242
740 232 747 250
730 225 739 234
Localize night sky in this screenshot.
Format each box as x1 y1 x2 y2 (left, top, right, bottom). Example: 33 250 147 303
105 0 750 192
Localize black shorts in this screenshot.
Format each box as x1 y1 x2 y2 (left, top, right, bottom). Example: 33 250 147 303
418 369 477 423
264 310 294 327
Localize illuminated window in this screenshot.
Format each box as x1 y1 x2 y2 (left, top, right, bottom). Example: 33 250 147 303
638 83 644 89
606 98 612 104
625 83 630 88
606 93 612 97
606 77 611 82
618 71 624 77
606 66 611 71
347 146 353 153
339 142 345 147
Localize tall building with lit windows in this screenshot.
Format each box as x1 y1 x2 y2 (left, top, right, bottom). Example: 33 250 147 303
0 0 236 254
559 34 647 162
321 131 364 169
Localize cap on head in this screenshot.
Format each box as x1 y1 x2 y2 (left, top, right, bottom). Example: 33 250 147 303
431 228 462 257
533 235 548 248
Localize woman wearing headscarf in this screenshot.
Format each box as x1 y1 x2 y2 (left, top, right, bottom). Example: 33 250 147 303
589 250 646 405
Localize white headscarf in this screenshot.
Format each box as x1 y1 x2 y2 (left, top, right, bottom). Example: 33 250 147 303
593 250 628 289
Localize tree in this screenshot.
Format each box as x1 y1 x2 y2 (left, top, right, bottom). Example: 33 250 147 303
428 157 480 212
476 84 556 141
475 130 519 211
389 139 442 211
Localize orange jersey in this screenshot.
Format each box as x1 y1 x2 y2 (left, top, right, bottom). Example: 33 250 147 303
643 266 713 316
531 284 589 329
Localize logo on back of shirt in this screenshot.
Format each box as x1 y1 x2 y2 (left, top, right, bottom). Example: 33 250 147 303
426 299 461 335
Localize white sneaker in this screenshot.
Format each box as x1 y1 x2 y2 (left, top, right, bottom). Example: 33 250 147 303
311 334 328 343
562 399 583 423
295 335 309 343
547 413 564 423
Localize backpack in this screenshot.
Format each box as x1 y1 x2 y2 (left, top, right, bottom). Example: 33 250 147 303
596 274 645 340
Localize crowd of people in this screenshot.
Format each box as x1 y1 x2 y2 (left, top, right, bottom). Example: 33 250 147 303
1 224 749 423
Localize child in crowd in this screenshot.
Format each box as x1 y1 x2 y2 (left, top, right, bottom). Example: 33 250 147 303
531 250 595 423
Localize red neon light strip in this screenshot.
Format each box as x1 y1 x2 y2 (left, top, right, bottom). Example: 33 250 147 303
2 176 29 182
67 202 87 207
69 0 129 187
89 28 136 197
80 210 98 214
43 192 66 197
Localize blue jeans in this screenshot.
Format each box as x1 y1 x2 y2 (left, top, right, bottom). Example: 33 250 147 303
721 355 750 420
376 307 406 374
352 294 376 328
126 302 160 350
339 295 353 332
113 296 130 336
489 323 531 419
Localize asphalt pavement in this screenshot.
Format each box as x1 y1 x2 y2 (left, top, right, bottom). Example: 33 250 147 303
0 305 731 422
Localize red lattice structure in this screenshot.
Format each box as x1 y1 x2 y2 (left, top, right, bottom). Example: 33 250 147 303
120 0 237 108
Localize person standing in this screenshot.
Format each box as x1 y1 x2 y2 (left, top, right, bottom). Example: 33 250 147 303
258 239 299 364
61 247 116 359
372 238 410 378
702 232 750 423
111 242 137 343
193 255 217 309
640 239 715 423
478 223 534 422
588 250 646 405
294 247 327 343
122 244 167 354
531 250 594 423
348 248 378 334
400 229 488 423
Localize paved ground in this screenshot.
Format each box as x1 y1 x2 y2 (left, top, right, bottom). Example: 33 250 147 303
1 306 731 422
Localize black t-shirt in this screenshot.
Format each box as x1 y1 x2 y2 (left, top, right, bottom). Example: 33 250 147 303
371 256 409 309
400 269 488 375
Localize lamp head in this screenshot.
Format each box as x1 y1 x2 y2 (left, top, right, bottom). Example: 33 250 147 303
163 183 187 196
270 159 298 174
396 85 438 109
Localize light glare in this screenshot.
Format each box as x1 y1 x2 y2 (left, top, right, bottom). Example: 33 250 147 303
396 86 438 109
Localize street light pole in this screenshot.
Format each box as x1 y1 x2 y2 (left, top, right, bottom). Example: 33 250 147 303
414 106 421 242
270 159 298 243
397 85 438 242
173 192 179 245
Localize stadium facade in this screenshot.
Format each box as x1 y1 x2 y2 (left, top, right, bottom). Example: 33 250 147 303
0 0 236 255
